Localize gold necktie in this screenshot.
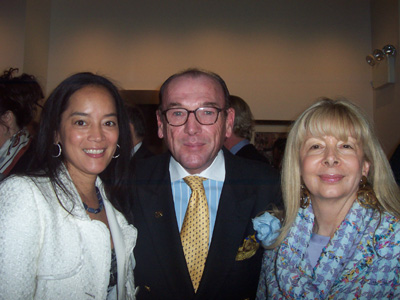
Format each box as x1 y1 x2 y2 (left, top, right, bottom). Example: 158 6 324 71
181 176 210 292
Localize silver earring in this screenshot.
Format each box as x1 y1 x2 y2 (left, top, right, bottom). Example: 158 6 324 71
52 143 62 158
112 144 120 159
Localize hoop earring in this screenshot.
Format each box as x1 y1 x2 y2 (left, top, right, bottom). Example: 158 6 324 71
357 176 380 210
52 143 62 158
300 184 311 208
112 144 120 159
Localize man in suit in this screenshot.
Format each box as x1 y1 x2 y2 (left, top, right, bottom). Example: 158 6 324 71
131 68 280 300
126 105 154 160
224 95 269 164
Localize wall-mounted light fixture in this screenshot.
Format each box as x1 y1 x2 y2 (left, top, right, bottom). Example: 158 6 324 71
383 44 397 56
366 44 396 88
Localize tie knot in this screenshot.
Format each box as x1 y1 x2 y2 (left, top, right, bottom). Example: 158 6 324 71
183 176 206 191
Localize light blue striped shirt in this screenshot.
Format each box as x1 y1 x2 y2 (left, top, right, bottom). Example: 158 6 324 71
230 139 250 155
169 150 225 244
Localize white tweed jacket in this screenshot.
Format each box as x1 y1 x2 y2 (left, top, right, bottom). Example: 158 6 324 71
0 167 137 300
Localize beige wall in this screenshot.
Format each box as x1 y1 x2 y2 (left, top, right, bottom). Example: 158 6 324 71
23 0 51 92
0 1 27 72
44 0 372 122
6 0 392 150
371 0 400 156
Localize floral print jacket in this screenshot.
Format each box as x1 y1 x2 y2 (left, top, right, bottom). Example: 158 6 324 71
256 201 400 299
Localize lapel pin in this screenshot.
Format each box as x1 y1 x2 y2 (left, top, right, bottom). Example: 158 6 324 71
154 211 163 218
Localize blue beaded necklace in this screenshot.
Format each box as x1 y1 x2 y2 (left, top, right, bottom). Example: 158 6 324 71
83 187 104 214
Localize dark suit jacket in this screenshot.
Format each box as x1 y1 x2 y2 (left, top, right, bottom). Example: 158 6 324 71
390 143 400 185
130 148 280 300
235 143 269 164
133 144 154 160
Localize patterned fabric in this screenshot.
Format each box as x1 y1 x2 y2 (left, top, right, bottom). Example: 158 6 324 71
0 128 30 178
170 150 224 245
107 248 118 300
181 176 209 291
256 200 400 299
172 178 222 244
109 248 118 288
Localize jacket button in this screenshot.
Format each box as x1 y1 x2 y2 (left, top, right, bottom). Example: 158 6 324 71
144 285 151 292
154 211 163 218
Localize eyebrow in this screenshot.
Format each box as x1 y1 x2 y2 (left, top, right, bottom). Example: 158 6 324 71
165 101 220 109
165 102 181 108
68 112 118 118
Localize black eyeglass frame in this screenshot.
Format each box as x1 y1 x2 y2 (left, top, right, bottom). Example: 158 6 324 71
161 107 224 127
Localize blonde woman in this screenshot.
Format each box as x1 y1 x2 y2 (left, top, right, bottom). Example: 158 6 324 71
257 98 400 299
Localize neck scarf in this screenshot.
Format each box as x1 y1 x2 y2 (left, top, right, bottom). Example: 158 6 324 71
274 201 374 299
0 128 31 177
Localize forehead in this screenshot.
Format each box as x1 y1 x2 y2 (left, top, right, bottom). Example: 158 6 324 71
302 118 359 144
66 85 115 110
163 75 225 108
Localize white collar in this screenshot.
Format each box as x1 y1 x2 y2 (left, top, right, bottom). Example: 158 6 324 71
133 141 142 154
169 150 225 182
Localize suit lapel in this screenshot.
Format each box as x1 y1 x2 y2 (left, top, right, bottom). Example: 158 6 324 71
137 151 260 298
136 154 194 297
197 150 259 297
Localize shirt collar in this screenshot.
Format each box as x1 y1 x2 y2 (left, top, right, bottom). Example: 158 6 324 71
230 139 250 155
130 141 142 157
169 149 225 182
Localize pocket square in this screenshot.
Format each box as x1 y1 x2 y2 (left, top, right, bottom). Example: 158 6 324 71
235 234 259 261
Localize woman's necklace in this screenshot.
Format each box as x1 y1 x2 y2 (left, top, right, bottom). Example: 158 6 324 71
83 187 104 214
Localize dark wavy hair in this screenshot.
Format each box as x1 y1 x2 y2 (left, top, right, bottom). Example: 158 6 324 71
0 68 43 130
28 72 132 212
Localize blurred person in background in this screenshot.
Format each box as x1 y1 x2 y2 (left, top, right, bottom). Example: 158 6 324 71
0 68 43 180
389 143 400 185
224 95 268 164
126 104 154 160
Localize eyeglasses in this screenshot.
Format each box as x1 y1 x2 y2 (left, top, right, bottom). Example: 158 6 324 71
162 107 223 126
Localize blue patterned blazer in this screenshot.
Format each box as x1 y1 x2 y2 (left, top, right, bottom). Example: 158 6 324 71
257 201 400 299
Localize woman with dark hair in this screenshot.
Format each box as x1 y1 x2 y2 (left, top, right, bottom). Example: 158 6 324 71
0 68 43 180
0 72 137 299
256 98 400 299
